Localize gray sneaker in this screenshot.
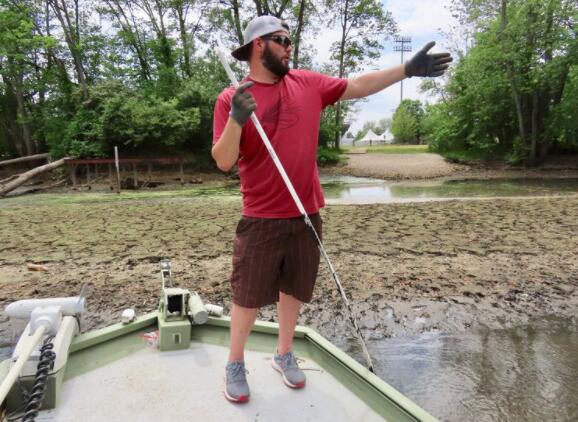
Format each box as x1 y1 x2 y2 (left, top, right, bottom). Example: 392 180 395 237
272 351 306 389
224 360 250 403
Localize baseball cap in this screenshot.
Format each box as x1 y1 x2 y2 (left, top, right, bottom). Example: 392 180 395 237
231 15 290 61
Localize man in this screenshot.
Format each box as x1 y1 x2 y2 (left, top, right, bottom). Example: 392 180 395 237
212 15 452 403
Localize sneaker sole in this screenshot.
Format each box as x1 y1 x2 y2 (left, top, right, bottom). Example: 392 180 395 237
271 360 306 389
223 390 249 403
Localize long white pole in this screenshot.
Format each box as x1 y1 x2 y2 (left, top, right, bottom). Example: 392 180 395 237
0 325 46 405
215 40 374 372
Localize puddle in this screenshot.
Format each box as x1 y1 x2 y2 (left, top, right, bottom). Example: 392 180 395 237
321 176 578 204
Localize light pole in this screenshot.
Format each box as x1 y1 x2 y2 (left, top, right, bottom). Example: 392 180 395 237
393 36 412 103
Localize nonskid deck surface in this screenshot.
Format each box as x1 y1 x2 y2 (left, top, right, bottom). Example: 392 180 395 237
38 342 384 421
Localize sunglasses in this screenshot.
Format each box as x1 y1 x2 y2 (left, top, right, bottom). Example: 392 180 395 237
261 35 292 49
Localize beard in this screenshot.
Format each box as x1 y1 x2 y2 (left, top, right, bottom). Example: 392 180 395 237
262 44 290 78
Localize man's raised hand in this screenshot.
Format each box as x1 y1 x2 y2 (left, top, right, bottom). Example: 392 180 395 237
230 81 256 126
405 41 453 78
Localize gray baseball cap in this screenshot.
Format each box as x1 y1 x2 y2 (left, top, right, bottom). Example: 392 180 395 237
231 15 290 61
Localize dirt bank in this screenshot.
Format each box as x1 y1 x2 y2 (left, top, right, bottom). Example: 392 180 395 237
323 152 578 181
326 153 468 179
1 193 576 346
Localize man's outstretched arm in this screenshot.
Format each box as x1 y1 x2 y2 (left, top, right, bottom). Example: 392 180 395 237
340 41 452 101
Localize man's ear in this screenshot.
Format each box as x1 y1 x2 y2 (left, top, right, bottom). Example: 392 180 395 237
253 38 265 54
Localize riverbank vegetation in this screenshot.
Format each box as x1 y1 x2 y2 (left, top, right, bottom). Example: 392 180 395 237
0 0 575 170
386 0 577 165
0 0 394 165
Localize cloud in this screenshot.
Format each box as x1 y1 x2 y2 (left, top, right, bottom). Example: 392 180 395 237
387 0 454 37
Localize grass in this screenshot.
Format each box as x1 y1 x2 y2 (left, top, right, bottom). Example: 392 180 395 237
0 185 240 209
343 145 429 154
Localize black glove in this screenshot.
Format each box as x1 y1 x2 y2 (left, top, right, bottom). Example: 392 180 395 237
230 81 256 126
405 41 453 78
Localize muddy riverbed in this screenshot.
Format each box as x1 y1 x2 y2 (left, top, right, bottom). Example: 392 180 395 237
1 191 576 343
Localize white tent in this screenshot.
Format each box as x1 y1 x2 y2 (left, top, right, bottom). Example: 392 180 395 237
356 129 385 146
340 131 355 146
381 129 394 144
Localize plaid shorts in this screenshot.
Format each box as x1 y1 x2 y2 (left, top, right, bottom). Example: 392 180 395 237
230 214 322 308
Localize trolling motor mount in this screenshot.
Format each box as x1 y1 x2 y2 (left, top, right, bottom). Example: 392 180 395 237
157 260 210 351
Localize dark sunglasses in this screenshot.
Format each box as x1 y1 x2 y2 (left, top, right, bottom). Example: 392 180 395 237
261 35 292 48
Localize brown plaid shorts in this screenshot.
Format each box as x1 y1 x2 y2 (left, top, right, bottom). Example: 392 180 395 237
230 214 322 308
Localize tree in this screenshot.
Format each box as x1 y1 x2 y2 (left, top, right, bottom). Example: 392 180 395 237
0 1 54 156
48 0 89 98
424 0 578 164
391 99 424 144
324 0 396 147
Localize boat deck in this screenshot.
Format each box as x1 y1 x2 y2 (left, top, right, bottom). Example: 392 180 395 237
39 341 383 421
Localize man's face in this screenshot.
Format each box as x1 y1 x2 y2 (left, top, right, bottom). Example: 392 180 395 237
260 32 291 78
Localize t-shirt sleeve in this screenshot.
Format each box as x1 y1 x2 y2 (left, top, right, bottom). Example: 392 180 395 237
212 91 232 145
306 71 348 108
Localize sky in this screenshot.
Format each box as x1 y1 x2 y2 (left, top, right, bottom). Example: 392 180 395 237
312 0 456 135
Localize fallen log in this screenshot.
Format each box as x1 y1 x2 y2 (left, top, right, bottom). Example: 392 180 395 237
5 178 67 197
0 158 67 197
0 153 49 168
0 174 18 185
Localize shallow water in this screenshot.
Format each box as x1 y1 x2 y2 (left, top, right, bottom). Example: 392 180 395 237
3 176 578 209
340 317 578 422
321 176 578 204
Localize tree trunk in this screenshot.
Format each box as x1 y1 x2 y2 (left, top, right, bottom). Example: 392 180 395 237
0 153 49 168
49 0 88 98
500 0 528 156
0 158 67 197
253 0 264 15
175 3 192 78
155 0 173 68
292 0 306 69
334 0 349 149
231 0 244 45
9 69 35 156
104 0 151 81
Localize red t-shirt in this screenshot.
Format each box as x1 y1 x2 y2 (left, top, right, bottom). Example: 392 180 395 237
213 69 347 218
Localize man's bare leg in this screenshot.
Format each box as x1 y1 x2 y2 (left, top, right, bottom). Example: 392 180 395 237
277 292 302 354
229 304 259 362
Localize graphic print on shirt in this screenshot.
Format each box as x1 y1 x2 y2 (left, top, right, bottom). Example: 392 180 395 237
261 95 301 137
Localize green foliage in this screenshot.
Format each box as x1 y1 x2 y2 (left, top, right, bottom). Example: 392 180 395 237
424 0 578 163
365 145 428 154
3 0 574 167
319 106 341 148
317 147 343 166
176 53 232 149
545 66 578 152
47 82 200 158
391 99 424 144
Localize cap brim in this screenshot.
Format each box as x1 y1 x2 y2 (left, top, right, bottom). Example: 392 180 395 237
231 43 251 61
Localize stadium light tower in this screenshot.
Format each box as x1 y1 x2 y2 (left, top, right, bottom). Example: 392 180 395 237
393 36 412 103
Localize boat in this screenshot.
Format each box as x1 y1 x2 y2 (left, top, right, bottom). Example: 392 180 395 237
0 261 438 421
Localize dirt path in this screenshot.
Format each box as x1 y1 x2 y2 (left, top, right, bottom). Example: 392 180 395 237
1 193 576 345
325 153 468 179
